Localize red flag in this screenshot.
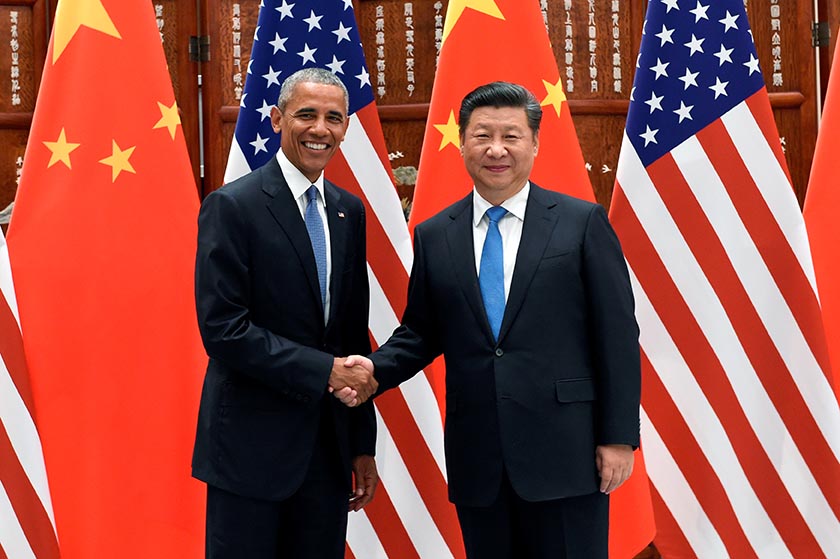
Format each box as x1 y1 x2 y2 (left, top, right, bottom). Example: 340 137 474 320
805 37 840 399
611 0 840 556
412 1 655 557
7 0 206 557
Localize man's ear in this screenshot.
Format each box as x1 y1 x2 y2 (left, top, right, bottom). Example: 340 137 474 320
270 106 282 134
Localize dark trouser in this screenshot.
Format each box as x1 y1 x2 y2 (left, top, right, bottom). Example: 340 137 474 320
455 471 609 559
205 409 347 559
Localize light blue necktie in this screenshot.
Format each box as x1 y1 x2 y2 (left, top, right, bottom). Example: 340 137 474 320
305 185 327 309
479 206 508 341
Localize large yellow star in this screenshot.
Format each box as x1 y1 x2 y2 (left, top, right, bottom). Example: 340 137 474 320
43 128 81 169
52 0 121 63
434 110 461 151
99 140 136 182
442 0 504 44
540 77 567 117
153 101 181 140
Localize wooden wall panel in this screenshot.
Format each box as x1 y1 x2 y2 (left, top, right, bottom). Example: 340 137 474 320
0 0 45 220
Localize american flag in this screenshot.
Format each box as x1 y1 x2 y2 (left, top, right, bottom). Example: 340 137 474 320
610 0 840 556
0 228 59 558
224 1 462 557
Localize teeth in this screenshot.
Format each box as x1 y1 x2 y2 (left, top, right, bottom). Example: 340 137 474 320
303 142 328 150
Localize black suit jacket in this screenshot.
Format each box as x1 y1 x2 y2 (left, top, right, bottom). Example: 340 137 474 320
192 158 374 501
372 184 640 507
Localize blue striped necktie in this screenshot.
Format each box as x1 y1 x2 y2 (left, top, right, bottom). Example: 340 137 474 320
305 185 327 309
479 206 508 341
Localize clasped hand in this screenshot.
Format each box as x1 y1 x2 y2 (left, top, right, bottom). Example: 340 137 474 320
328 355 376 407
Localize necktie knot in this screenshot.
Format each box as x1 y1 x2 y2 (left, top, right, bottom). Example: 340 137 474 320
485 206 507 225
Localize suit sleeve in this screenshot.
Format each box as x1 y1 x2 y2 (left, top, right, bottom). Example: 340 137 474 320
346 203 376 456
583 204 641 448
371 224 443 393
195 188 333 402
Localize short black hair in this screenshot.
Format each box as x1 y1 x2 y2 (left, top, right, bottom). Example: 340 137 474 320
458 81 542 137
276 68 349 114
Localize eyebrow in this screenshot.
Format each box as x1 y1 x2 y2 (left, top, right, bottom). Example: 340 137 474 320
292 107 345 119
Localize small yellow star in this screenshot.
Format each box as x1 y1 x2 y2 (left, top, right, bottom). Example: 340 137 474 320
442 0 504 44
153 101 181 140
540 77 567 117
99 140 136 182
434 110 461 151
52 0 121 63
43 128 81 169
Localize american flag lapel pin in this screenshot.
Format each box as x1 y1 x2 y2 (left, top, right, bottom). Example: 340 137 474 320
338 211 345 218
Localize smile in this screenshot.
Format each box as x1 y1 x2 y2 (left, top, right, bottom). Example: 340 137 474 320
303 142 329 150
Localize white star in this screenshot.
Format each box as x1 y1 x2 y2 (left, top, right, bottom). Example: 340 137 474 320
247 59 254 74
640 125 659 146
342 0 353 9
719 10 739 32
630 86 636 101
250 133 269 154
636 52 642 69
674 101 694 123
714 44 734 65
303 10 323 31
650 58 669 80
655 24 675 47
256 99 274 121
297 43 317 65
333 21 352 43
645 91 664 113
269 33 288 54
684 34 705 56
240 92 247 108
678 68 699 89
355 66 371 88
744 54 761 75
262 65 282 87
709 77 729 99
689 1 709 23
326 55 346 74
254 26 260 41
276 0 294 20
661 0 679 13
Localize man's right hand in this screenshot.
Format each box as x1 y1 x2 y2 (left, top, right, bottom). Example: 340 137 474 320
329 357 377 404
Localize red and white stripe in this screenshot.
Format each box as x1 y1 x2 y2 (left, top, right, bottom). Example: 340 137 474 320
226 104 462 557
0 230 59 559
612 89 840 557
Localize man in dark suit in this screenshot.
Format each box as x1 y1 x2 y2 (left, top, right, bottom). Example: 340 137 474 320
341 82 641 558
192 68 379 559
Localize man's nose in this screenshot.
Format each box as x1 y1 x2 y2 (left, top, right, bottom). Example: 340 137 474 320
486 139 507 157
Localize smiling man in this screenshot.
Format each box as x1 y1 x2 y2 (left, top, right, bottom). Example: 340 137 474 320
341 81 641 559
192 68 379 558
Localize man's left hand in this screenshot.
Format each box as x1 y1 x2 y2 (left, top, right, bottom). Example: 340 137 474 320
595 444 634 494
349 455 379 511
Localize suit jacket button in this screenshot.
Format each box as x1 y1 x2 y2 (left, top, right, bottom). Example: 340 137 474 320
495 348 504 357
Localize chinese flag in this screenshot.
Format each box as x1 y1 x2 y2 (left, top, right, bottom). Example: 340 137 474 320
805 37 840 399
411 1 655 557
7 0 206 557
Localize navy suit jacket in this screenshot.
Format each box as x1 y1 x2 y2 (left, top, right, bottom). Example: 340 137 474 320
192 158 375 501
371 184 640 507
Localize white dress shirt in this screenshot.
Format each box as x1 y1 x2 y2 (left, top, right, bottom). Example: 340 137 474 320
276 149 332 321
472 181 529 301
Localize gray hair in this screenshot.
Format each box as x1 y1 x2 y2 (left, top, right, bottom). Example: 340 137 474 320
458 81 542 137
276 68 349 114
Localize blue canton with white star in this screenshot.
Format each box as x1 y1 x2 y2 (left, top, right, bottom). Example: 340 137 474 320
626 0 765 167
233 0 372 170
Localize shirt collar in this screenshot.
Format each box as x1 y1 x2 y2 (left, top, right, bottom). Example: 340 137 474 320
472 181 530 227
275 148 325 204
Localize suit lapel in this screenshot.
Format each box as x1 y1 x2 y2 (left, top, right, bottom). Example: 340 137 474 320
262 159 323 313
324 182 348 327
498 185 558 342
446 194 498 346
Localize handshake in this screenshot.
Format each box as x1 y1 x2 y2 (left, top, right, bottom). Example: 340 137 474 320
328 355 376 407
